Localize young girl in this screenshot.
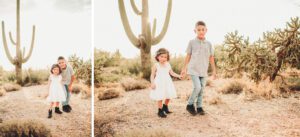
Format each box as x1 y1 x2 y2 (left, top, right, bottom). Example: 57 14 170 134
150 48 182 118
47 64 66 118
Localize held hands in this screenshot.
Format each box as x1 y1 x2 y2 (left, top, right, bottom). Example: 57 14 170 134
180 68 187 79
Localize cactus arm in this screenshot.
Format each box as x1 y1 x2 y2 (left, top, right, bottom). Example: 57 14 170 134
9 32 17 45
152 0 172 45
151 18 157 39
118 0 140 48
22 47 25 59
22 25 35 63
1 21 15 64
130 0 142 15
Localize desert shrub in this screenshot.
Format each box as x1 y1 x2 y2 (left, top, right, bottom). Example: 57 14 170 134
218 80 244 94
97 88 123 100
120 78 149 91
0 119 51 137
94 116 117 137
0 87 6 97
206 79 212 87
69 54 92 86
3 83 21 92
23 69 49 86
2 72 16 83
119 57 142 76
117 129 180 137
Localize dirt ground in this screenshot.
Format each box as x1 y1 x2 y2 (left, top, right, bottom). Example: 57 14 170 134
0 85 91 137
95 79 300 137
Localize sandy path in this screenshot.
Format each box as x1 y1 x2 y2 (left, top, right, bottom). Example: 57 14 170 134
95 79 300 137
0 85 91 137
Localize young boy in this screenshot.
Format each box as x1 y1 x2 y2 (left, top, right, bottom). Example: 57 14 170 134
58 56 75 113
181 21 216 116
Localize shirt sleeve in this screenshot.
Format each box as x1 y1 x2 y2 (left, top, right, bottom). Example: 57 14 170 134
186 40 192 54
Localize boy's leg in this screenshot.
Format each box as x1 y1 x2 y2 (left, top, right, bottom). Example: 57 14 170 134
196 77 207 108
188 75 202 105
62 85 70 106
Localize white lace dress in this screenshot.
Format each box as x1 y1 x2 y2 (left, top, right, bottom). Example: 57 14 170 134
47 74 66 102
150 62 177 100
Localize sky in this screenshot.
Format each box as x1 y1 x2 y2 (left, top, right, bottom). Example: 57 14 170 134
0 0 91 70
95 0 300 58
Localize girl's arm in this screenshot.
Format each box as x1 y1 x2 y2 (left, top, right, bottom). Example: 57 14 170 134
46 76 51 97
169 64 182 79
150 65 157 89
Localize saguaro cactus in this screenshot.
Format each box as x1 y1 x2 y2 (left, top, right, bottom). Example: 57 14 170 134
118 0 172 79
1 0 36 85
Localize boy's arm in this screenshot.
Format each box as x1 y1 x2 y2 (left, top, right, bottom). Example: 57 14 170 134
181 54 191 77
209 55 217 79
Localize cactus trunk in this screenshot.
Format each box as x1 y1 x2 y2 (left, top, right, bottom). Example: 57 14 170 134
118 0 172 80
1 0 36 85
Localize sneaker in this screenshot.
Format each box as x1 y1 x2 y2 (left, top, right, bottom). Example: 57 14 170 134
186 104 197 115
197 107 205 115
157 108 167 118
55 107 63 114
62 105 70 113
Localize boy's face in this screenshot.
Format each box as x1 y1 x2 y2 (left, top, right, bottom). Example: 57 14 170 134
158 54 168 63
52 67 60 75
58 59 67 69
194 25 207 39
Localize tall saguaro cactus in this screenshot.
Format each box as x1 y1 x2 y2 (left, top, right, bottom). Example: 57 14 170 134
1 0 36 85
118 0 172 79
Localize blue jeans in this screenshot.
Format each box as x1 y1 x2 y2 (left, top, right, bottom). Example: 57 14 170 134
62 85 71 106
188 75 207 108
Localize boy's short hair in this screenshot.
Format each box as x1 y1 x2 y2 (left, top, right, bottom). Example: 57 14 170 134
57 56 65 61
195 21 206 27
155 48 170 62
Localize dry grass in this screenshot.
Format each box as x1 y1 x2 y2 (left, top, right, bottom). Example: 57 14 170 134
0 87 6 97
206 79 213 87
121 78 150 91
0 119 51 137
3 83 21 92
218 80 245 94
71 83 91 99
208 96 224 105
97 88 124 100
116 129 180 137
94 115 120 137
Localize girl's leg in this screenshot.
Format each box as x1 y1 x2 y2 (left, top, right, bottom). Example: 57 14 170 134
164 99 170 105
54 102 63 114
49 102 54 109
158 100 163 109
55 102 59 107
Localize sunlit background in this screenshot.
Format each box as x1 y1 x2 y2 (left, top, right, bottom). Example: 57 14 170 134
95 0 299 58
0 0 91 70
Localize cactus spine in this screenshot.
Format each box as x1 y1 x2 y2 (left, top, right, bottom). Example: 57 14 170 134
1 0 36 85
118 0 172 79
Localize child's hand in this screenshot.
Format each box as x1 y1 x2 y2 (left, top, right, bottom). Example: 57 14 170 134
177 75 183 80
211 72 217 80
151 83 156 90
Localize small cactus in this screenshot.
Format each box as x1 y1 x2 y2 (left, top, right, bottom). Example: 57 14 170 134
1 0 36 85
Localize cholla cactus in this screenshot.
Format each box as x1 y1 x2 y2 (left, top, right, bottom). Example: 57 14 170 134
118 0 172 79
1 0 36 85
223 17 300 83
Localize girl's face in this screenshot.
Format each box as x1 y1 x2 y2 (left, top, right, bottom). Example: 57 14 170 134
52 67 60 75
157 54 168 63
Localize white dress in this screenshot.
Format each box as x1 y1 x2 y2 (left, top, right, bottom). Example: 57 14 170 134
47 74 66 102
150 62 177 100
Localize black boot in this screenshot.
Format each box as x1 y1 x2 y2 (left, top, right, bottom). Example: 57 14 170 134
55 107 63 114
162 104 172 114
157 108 167 118
48 109 52 118
62 105 70 113
197 107 205 115
186 104 197 116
